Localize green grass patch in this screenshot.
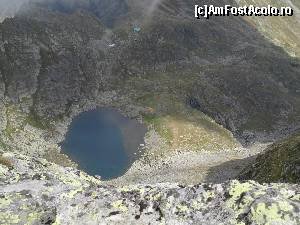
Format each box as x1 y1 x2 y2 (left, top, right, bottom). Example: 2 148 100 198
143 114 173 144
4 125 17 138
4 104 26 138
122 72 239 151
0 138 9 150
25 109 52 130
239 132 300 183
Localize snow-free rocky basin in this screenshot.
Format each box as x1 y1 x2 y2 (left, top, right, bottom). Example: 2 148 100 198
61 108 147 180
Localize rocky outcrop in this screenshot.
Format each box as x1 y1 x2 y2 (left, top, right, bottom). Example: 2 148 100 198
1 152 300 225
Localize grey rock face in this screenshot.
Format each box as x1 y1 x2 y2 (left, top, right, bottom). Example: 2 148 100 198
37 0 129 28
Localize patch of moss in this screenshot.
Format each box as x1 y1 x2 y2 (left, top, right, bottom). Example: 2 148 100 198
3 103 29 138
143 115 173 144
4 105 19 138
0 138 8 150
4 125 17 138
25 109 52 130
0 140 6 149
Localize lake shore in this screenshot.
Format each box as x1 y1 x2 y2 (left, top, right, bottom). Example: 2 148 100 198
104 142 270 186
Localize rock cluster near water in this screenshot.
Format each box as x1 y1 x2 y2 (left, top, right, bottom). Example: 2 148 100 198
1 152 300 225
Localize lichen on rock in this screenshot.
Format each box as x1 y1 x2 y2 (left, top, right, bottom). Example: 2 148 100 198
0 152 299 225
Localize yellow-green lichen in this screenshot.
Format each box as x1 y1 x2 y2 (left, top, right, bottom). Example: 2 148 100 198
227 181 257 221
139 188 145 196
252 190 267 198
165 202 172 209
112 200 128 212
191 199 204 210
61 188 83 199
57 173 82 187
0 212 20 224
176 204 189 213
79 171 101 185
227 181 255 211
150 193 161 201
159 217 166 225
250 202 292 225
118 186 131 193
25 212 42 225
0 165 9 175
280 188 296 198
229 181 254 201
291 194 300 201
51 217 61 225
0 197 12 208
278 201 293 212
203 190 215 202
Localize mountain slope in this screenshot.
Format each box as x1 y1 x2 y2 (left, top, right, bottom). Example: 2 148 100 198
236 0 300 58
0 0 299 165
239 132 300 183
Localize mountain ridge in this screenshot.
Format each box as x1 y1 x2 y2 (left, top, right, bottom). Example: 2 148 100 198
1 0 299 146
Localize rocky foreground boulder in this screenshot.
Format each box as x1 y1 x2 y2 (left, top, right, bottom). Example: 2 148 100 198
1 152 299 225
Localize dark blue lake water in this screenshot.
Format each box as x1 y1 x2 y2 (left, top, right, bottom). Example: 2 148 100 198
61 108 147 180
